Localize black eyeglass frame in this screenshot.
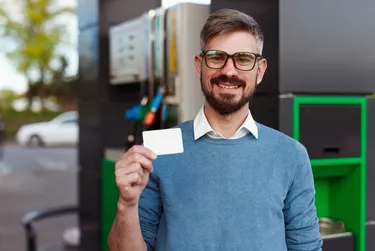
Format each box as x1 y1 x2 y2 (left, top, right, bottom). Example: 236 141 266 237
200 50 263 71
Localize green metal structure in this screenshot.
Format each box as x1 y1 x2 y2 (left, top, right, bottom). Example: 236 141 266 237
102 158 118 251
293 96 367 251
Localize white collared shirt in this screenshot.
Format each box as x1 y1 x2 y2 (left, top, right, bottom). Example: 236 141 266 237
193 106 258 140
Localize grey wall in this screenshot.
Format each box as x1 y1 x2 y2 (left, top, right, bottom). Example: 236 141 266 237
279 0 375 94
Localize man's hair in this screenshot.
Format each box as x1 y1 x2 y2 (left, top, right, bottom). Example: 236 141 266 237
200 9 264 54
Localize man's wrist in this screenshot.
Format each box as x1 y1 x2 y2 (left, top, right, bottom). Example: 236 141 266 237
117 199 138 213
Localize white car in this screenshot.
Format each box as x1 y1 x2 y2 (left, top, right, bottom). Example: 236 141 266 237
16 111 78 147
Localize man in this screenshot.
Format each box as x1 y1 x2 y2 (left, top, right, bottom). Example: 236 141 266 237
108 8 323 251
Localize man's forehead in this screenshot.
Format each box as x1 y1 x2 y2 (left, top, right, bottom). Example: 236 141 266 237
205 32 258 54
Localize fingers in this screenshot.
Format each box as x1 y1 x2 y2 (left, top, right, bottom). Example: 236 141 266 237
116 163 143 188
115 162 144 179
122 172 142 187
114 145 157 206
117 151 154 173
123 145 157 161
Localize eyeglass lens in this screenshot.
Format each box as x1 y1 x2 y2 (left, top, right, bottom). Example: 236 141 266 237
205 50 257 70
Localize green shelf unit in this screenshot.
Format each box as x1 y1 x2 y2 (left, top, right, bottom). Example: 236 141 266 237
101 158 119 251
293 96 367 251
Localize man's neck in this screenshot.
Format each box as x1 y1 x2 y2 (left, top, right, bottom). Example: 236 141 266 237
204 102 249 138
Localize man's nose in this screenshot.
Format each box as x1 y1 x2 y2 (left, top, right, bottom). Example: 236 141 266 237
221 58 238 77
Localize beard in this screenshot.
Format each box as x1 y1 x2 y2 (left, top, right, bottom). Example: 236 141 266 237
201 73 256 116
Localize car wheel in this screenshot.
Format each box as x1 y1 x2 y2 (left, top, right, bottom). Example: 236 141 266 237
27 135 44 147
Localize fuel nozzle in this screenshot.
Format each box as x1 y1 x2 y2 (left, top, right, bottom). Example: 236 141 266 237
125 96 148 120
144 88 163 126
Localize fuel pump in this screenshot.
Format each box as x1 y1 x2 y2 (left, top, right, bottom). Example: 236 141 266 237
121 3 210 149
124 10 157 148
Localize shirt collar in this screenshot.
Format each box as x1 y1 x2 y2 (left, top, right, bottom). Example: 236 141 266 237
193 105 258 140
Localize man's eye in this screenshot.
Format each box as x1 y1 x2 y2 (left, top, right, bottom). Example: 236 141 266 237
210 56 223 61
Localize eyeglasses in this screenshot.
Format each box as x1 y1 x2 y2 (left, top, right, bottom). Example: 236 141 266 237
200 50 262 71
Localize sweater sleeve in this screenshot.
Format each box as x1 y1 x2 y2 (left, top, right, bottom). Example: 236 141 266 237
138 170 163 250
283 143 323 251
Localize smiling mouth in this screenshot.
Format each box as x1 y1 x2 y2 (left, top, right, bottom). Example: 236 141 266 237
216 83 242 89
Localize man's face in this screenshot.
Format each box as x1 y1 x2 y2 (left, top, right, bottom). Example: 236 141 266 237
195 31 267 115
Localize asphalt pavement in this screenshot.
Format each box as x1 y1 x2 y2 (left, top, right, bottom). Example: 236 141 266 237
0 144 78 251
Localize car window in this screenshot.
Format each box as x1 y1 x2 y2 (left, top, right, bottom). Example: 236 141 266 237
61 118 77 124
52 112 78 123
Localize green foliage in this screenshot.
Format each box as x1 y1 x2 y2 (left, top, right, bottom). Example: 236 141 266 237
0 0 75 109
48 55 77 104
0 89 20 110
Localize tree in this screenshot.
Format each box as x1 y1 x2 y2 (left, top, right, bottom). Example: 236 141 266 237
0 88 20 110
48 55 77 110
0 0 75 110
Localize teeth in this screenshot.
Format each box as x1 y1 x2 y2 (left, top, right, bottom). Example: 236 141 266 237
218 84 239 89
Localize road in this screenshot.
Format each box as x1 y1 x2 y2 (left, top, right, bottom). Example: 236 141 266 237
0 144 78 251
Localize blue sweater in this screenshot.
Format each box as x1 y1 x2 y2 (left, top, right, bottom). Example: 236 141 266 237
139 120 323 251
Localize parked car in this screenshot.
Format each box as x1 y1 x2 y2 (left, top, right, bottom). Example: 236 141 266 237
16 111 78 147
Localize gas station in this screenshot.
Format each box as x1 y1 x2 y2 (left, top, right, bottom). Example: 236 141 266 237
75 0 375 250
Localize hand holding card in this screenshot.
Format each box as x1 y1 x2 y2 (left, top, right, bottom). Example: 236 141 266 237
142 128 184 156
114 144 156 208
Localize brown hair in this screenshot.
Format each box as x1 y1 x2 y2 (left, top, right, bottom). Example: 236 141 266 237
200 9 264 54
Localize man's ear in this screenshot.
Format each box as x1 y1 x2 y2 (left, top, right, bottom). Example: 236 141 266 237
195 55 202 79
256 58 267 85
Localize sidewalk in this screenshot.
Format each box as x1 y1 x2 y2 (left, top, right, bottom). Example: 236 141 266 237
0 160 77 251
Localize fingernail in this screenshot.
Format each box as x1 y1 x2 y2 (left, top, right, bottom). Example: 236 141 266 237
152 152 157 159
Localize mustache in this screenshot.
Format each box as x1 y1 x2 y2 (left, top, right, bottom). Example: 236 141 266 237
210 75 246 86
